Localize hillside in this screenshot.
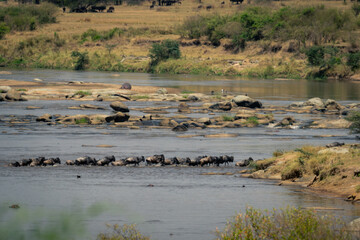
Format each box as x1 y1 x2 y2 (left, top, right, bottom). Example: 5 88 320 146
0 0 359 79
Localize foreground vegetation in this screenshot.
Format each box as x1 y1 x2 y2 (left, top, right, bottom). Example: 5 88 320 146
1 204 358 240
0 0 359 79
216 207 354 240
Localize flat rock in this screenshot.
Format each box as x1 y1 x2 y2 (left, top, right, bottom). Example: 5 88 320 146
110 101 129 112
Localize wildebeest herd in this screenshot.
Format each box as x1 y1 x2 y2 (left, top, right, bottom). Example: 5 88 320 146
70 5 115 13
7 155 235 167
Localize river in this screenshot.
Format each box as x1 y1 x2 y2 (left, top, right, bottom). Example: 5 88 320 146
0 69 359 240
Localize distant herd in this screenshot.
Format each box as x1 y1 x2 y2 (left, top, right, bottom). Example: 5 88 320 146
67 0 245 13
7 155 236 167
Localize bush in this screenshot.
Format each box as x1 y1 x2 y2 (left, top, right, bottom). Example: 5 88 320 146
346 110 360 134
216 206 352 240
71 51 89 70
149 39 181 67
0 23 10 39
347 51 360 71
306 46 325 66
97 224 150 240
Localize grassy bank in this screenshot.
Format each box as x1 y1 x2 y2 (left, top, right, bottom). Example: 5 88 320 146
0 0 359 79
247 144 360 201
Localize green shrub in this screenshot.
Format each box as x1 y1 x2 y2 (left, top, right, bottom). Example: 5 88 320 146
97 224 150 240
346 110 360 134
71 51 89 70
0 23 10 39
149 39 181 67
216 206 352 240
306 46 325 66
352 3 360 16
347 51 360 71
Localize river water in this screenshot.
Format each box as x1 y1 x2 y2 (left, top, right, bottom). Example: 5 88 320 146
0 69 360 240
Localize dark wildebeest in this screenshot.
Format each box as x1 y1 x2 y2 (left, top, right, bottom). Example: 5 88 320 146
150 4 154 9
63 7 66 13
206 5 212 10
91 5 107 12
107 6 115 12
146 154 165 165
97 156 116 166
230 0 243 4
125 156 145 166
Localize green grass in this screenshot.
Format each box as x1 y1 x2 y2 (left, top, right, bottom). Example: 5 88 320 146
16 89 27 92
222 115 235 122
97 224 150 240
74 90 92 97
75 117 90 124
245 116 259 126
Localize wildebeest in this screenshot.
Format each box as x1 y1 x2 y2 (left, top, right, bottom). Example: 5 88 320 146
125 156 145 166
107 6 115 12
230 0 243 4
111 160 126 166
206 5 212 10
146 154 165 165
150 4 154 9
97 155 115 166
72 7 87 13
91 5 107 12
75 156 97 165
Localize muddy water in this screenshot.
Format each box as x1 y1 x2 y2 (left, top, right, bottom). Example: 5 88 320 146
0 69 360 240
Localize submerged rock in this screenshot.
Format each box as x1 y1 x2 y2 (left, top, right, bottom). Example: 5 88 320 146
120 82 132 90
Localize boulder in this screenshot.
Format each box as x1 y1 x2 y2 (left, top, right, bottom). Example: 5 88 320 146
172 122 188 132
303 97 324 109
36 114 52 122
324 99 342 111
79 104 106 110
209 101 232 111
105 112 130 123
178 102 190 112
5 89 27 101
310 118 351 129
187 95 199 102
110 101 129 112
277 116 296 126
0 86 11 93
232 95 262 108
197 117 211 125
156 88 168 94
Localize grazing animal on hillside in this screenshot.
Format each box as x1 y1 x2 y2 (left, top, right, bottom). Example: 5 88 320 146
150 4 154 9
206 5 212 10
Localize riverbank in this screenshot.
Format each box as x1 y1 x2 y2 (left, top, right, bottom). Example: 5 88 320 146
241 144 360 203
0 1 359 79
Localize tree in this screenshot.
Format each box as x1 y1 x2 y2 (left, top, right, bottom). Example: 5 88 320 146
149 39 181 67
346 110 360 134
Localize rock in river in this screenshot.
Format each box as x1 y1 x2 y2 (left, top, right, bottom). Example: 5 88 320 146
232 95 262 108
110 101 129 112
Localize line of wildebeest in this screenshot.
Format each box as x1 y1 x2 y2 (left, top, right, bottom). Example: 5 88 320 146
7 154 237 167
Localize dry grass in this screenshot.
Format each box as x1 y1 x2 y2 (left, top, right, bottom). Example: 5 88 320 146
252 145 360 197
0 0 358 76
